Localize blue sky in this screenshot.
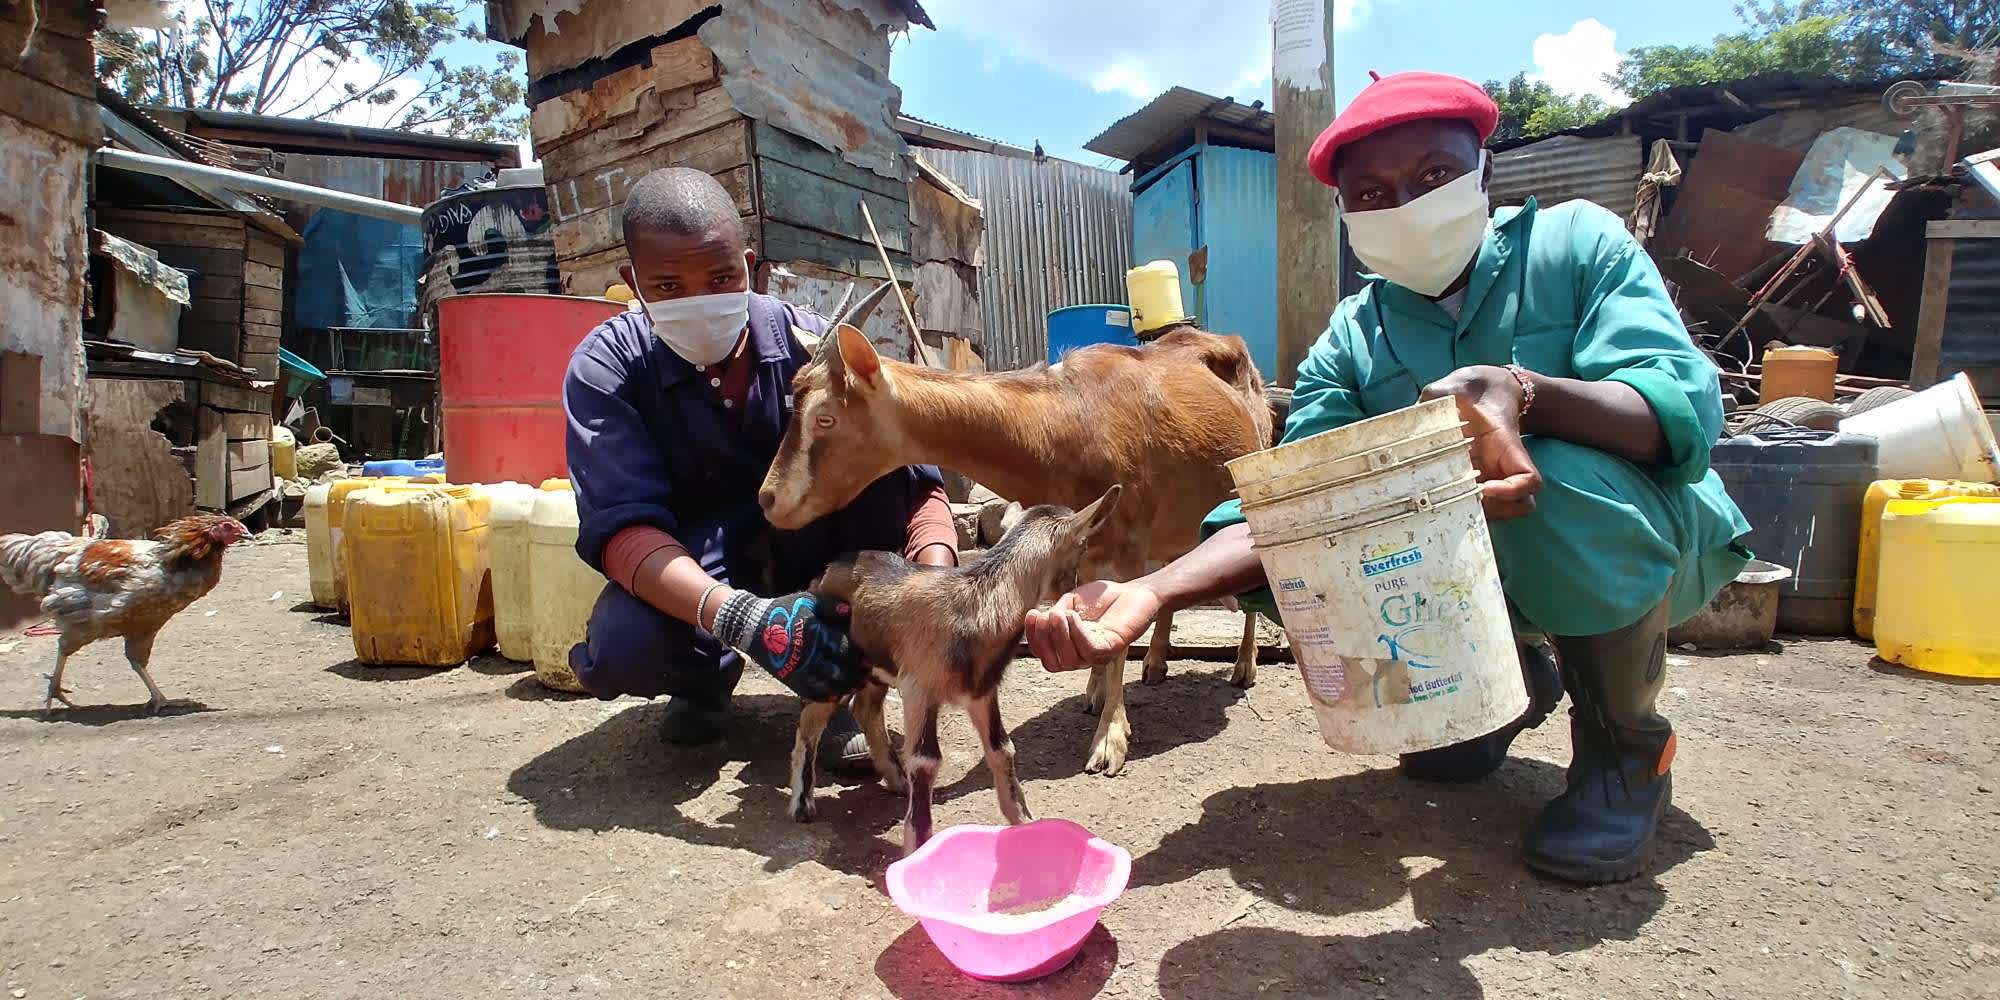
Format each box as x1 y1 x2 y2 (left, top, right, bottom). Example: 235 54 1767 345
890 0 1758 166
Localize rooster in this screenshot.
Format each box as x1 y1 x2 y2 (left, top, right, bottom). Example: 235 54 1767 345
1 515 250 713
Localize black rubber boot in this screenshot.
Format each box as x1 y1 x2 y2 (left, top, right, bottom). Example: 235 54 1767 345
658 695 729 745
1399 640 1564 783
817 705 873 774
1522 599 1676 885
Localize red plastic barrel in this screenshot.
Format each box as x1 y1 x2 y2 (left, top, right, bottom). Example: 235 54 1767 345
437 293 625 485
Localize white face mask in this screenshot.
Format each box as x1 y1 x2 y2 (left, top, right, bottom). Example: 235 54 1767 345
1340 152 1492 297
631 262 751 366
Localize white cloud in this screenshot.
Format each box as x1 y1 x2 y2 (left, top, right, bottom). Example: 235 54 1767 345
915 0 1398 102
1530 18 1628 106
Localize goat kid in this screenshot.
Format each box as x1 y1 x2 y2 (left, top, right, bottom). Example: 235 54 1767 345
759 313 1271 777
791 486 1122 855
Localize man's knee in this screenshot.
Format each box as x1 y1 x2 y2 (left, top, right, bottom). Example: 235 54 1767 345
570 583 741 700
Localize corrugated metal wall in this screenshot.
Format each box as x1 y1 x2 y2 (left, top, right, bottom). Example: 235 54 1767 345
1491 134 1644 226
280 154 494 211
1195 146 1279 377
924 149 1132 370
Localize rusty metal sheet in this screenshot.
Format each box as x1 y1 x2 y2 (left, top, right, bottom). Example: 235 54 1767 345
280 154 493 209
0 115 88 440
699 0 909 181
924 149 1133 371
1490 134 1644 227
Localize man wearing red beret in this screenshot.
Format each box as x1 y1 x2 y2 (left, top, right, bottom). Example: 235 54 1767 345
1026 71 1751 884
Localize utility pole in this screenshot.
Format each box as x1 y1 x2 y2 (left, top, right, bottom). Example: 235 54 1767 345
1271 0 1339 387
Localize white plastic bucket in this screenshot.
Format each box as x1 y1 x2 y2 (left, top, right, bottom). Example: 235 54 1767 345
1839 372 1999 483
1227 398 1527 756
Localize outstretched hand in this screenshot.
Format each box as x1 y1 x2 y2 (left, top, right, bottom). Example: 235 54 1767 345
1421 366 1543 521
1023 580 1163 672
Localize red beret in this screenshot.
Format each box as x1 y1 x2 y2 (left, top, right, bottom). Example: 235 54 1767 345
1307 71 1499 188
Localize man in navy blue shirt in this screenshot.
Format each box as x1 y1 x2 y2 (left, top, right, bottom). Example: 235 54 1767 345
562 169 959 758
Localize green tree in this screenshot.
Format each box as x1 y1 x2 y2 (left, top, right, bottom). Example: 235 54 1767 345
1607 14 1854 98
1483 73 1615 144
96 1 526 142
1738 1 1999 78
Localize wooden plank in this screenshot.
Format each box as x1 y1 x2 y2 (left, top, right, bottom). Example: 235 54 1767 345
241 333 280 357
761 221 911 281
239 353 278 380
83 378 195 538
752 122 909 203
552 167 754 260
544 120 752 223
0 63 97 146
758 158 910 254
537 85 741 176
242 321 281 339
195 408 226 509
244 307 283 328
200 381 272 414
529 38 719 153
146 245 245 279
229 460 274 501
189 297 241 325
1928 220 2000 239
519 0 711 80
245 232 287 265
228 437 271 467
1 0 94 39
0 18 99 100
220 410 269 441
95 221 247 260
1911 237 1954 389
244 285 283 312
179 321 241 360
243 260 283 290
189 276 244 303
96 208 245 232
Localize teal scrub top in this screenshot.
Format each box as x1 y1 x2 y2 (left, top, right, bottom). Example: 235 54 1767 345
1206 199 1751 636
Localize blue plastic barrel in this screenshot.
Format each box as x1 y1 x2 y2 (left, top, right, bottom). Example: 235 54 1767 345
1047 304 1137 364
362 458 446 478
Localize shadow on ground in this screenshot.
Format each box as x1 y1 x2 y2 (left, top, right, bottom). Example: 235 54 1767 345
873 922 1117 999
0 700 217 724
1141 763 1716 999
508 695 908 876
968 668 1244 789
324 660 447 683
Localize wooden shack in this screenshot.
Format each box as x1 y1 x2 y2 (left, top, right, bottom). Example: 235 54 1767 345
91 207 291 379
487 0 954 361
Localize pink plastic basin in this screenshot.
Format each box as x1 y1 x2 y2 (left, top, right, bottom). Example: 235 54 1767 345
884 819 1130 982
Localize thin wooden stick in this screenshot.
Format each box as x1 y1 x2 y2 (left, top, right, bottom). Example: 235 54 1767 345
859 200 936 368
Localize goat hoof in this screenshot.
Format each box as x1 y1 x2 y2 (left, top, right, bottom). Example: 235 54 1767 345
1084 738 1128 776
1141 663 1168 685
881 770 907 794
1229 665 1257 689
789 795 817 823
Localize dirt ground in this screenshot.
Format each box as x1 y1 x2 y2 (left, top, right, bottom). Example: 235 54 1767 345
1 535 1996 1000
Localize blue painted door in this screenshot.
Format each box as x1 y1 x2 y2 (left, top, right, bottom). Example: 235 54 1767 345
1131 158 1199 327
1195 146 1279 379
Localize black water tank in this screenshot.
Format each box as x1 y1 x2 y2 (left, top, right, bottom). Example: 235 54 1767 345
1711 428 1879 636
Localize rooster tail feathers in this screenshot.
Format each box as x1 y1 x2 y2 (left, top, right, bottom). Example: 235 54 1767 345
0 532 79 597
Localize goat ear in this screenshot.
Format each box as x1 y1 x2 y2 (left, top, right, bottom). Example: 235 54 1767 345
837 323 883 392
1070 484 1123 538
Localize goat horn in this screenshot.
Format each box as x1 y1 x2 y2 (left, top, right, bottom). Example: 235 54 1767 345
830 281 894 332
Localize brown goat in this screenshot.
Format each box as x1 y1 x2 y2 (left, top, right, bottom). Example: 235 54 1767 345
759 319 1272 777
794 487 1122 853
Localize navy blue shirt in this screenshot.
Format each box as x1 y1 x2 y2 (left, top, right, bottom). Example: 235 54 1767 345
562 292 943 590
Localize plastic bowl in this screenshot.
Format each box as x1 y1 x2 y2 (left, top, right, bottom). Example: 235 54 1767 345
884 819 1130 982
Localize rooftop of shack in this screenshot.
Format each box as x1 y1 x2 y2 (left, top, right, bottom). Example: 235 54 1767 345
1083 87 1275 177
96 88 303 244
1490 72 1945 152
144 106 522 166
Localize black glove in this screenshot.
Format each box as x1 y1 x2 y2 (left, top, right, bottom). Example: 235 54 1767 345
711 589 868 702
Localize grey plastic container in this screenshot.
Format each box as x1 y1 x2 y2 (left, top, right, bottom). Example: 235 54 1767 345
1710 428 1879 636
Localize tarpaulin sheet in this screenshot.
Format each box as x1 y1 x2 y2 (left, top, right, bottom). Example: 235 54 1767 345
295 209 424 330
